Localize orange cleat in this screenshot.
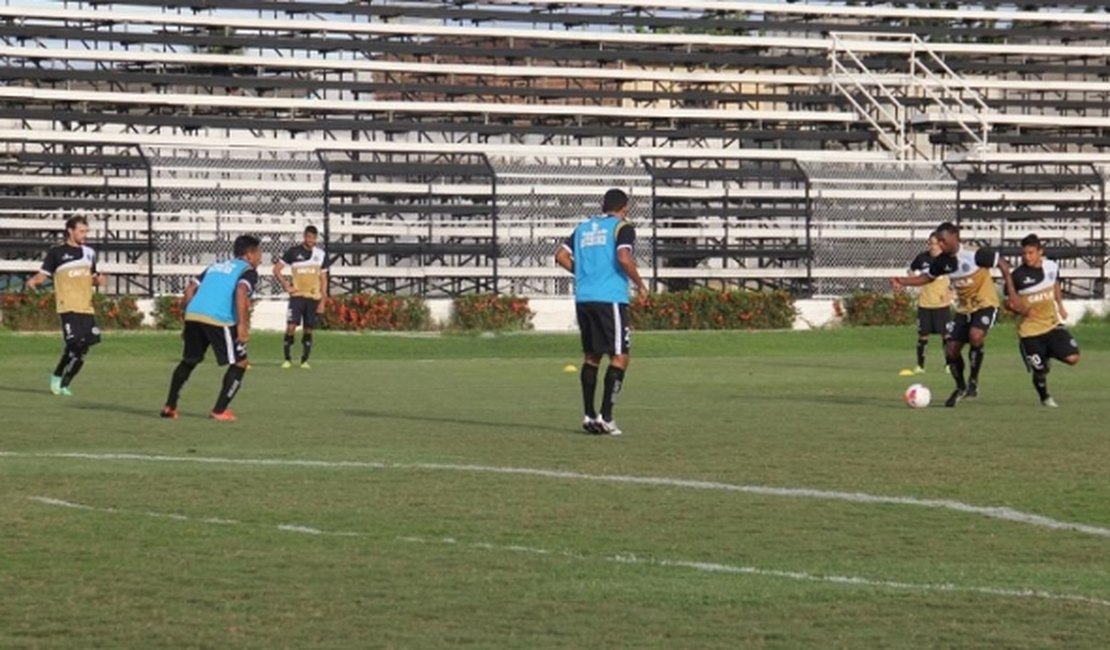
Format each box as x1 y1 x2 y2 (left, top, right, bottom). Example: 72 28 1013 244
209 409 237 422
160 406 179 420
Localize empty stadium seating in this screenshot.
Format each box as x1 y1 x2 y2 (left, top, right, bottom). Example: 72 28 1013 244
1 1 1108 298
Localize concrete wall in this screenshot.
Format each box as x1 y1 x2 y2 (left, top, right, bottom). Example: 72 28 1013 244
130 297 1110 332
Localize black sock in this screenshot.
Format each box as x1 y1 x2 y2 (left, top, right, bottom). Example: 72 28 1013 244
301 333 313 363
283 334 295 361
53 348 71 377
947 352 967 391
1032 371 1050 401
915 339 927 369
968 345 985 383
600 366 626 421
60 346 86 388
166 360 197 409
580 363 599 418
213 365 246 414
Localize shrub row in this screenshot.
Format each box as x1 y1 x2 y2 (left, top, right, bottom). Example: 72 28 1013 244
9 289 1001 332
1 292 143 330
630 289 797 330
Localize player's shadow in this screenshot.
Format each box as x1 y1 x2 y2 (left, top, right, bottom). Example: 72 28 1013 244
730 392 903 409
71 401 206 419
0 384 48 396
342 409 572 435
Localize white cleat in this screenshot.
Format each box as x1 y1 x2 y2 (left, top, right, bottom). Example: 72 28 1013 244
1041 397 1059 408
582 415 599 434
595 419 622 436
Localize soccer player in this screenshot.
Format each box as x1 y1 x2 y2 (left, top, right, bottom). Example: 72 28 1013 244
24 216 106 396
273 225 330 369
906 233 952 374
1007 234 1079 407
555 188 648 435
161 234 262 422
892 222 1018 407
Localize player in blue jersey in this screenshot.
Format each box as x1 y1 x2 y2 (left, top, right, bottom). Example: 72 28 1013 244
160 235 262 421
555 189 648 435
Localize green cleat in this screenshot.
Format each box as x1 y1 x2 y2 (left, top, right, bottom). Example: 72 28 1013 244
50 376 63 395
300 361 311 370
281 360 293 369
59 386 73 397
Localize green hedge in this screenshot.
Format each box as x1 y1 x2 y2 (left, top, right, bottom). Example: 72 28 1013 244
450 294 534 331
1 292 143 330
318 294 431 331
838 291 916 327
630 289 796 330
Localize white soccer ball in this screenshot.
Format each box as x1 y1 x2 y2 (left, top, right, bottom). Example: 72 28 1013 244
904 383 931 409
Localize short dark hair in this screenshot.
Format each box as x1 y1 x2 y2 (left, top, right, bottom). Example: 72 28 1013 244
304 225 318 236
1021 233 1043 249
64 216 88 232
935 222 960 237
602 189 629 214
233 234 261 258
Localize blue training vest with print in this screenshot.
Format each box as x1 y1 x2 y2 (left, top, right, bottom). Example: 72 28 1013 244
572 216 630 304
185 258 251 326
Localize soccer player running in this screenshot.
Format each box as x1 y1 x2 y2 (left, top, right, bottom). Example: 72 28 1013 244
892 222 1018 407
24 216 106 396
906 233 952 374
273 225 330 369
161 235 262 422
555 188 648 435
1006 234 1079 407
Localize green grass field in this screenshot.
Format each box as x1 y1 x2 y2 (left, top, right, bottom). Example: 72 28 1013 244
3 325 1110 648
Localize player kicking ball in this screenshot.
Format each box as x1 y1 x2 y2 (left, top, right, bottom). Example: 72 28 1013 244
25 216 106 396
892 222 1018 407
556 189 648 435
273 225 330 369
1006 234 1079 407
161 235 262 422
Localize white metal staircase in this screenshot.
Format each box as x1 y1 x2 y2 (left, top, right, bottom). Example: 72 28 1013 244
828 32 995 160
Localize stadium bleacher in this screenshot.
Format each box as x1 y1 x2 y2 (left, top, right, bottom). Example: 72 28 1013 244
0 1 1107 298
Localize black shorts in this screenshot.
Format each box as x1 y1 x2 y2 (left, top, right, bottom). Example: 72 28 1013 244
182 320 248 367
946 307 998 343
287 297 320 329
60 313 101 348
917 306 951 336
1020 327 1080 372
576 302 631 356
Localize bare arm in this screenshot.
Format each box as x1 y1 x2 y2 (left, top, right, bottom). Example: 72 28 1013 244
555 246 574 274
24 271 49 291
997 258 1022 312
891 274 934 289
234 283 251 343
617 248 648 295
272 259 295 295
316 270 329 314
1054 281 1068 321
182 279 199 311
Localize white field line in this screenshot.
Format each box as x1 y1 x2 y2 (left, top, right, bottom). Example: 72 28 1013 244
5 452 1110 539
27 496 1110 609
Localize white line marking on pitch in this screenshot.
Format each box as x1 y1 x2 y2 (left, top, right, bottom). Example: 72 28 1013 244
27 495 1110 609
5 450 1110 539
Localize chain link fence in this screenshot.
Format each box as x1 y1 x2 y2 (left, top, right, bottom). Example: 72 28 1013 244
490 156 651 296
7 147 1107 299
147 148 325 295
800 161 955 296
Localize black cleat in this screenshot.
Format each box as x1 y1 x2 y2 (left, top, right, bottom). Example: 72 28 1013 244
945 388 966 408
582 415 599 434
965 381 979 399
